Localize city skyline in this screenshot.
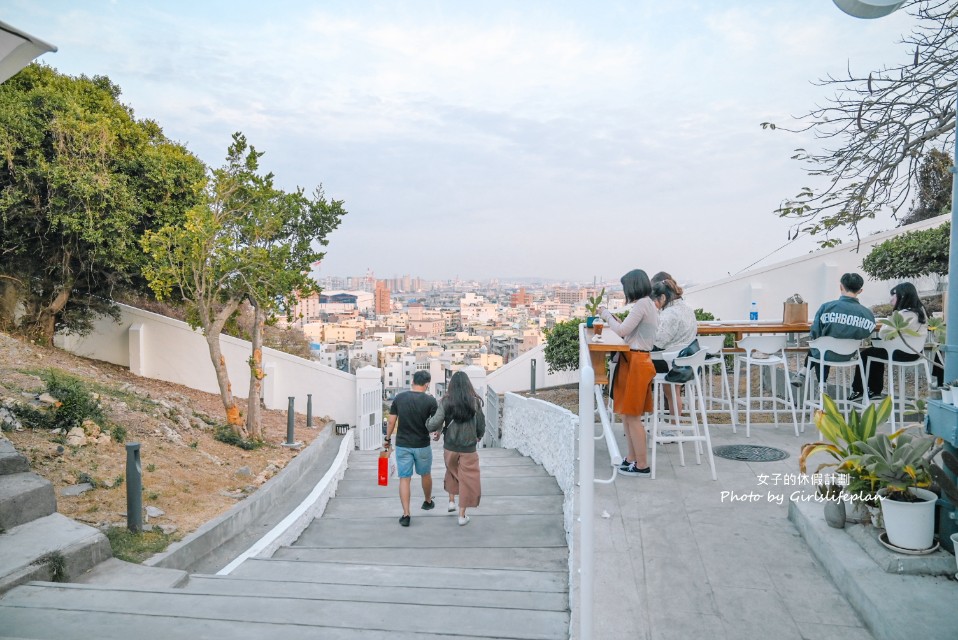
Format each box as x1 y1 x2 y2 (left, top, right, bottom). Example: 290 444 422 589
6 1 917 282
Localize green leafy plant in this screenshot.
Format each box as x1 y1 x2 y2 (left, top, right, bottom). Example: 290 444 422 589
862 222 949 281
33 551 67 582
800 395 899 501
543 318 582 373
213 424 263 450
845 432 935 501
585 288 605 317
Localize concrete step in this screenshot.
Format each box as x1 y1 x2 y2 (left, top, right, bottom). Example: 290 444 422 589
0 605 482 640
293 513 568 548
0 513 112 595
335 475 562 498
0 582 570 639
0 439 30 476
228 558 568 593
0 472 56 531
185 573 569 611
73 557 188 589
272 545 569 572
322 494 564 518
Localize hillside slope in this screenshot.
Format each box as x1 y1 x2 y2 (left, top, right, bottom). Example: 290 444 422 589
0 331 327 537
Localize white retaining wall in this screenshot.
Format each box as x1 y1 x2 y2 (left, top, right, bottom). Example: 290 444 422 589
501 392 576 541
55 303 357 425
487 343 578 394
684 215 946 322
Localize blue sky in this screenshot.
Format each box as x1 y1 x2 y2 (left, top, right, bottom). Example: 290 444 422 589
5 1 917 284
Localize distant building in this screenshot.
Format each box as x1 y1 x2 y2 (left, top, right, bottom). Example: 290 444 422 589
510 287 532 307
374 280 391 315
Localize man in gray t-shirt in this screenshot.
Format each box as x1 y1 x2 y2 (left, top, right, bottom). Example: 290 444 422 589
385 370 438 526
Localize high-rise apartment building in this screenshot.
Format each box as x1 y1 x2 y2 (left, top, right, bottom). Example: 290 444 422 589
374 280 391 315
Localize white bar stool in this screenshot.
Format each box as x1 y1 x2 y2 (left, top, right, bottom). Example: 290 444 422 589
649 349 717 481
800 336 868 430
867 336 932 430
696 334 737 433
733 335 800 437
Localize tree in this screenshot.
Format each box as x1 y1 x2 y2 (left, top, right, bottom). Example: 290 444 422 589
899 147 953 226
543 319 582 373
861 221 950 280
237 181 345 439
142 133 345 439
0 64 205 342
765 0 958 245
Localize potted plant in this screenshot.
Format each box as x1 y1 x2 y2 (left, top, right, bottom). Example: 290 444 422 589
846 432 937 550
585 288 605 328
799 395 895 523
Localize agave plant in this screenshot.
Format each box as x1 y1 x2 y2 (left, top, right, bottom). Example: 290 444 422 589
845 432 935 501
798 395 895 475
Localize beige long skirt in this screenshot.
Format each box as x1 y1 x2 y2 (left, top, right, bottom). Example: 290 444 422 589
443 449 481 508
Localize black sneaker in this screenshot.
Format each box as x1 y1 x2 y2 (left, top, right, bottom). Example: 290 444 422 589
617 462 651 477
421 499 435 511
848 390 864 402
399 515 411 527
619 459 633 470
868 390 884 400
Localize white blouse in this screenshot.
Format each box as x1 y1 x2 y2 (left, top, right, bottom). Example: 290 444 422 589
655 299 697 352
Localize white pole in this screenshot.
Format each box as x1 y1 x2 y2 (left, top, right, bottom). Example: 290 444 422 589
578 324 595 640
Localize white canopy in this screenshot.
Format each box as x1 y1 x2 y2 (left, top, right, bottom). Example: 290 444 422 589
0 19 56 84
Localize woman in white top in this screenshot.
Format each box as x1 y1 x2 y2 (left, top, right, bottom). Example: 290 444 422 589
851 281 929 400
651 276 698 420
599 269 658 477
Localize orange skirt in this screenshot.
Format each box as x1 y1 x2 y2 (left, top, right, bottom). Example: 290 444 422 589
612 351 655 416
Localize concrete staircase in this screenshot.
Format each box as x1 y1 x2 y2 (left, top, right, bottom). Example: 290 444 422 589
0 445 570 638
0 438 112 594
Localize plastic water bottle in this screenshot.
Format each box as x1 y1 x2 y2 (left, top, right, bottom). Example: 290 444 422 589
749 301 759 322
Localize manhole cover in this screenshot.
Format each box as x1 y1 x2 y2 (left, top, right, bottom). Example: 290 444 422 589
712 444 789 462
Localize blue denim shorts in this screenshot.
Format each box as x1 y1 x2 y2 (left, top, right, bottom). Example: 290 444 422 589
395 445 433 478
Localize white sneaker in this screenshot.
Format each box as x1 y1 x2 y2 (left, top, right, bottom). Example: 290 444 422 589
458 515 470 526
448 501 456 513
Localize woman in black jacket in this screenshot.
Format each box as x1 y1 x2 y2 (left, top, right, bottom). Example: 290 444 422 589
427 371 485 526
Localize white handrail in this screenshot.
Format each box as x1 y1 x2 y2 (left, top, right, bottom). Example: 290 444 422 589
577 323 595 640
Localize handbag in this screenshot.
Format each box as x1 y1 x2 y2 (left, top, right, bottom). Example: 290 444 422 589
378 448 393 486
664 339 700 384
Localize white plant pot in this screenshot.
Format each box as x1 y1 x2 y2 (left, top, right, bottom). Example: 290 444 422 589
941 387 953 404
879 487 938 551
951 533 958 574
951 389 958 407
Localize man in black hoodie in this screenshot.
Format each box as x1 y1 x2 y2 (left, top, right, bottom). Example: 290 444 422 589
792 272 876 387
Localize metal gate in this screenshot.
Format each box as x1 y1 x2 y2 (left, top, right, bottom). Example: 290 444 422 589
356 383 382 451
483 385 501 448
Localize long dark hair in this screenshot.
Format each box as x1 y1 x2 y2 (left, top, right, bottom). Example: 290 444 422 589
443 371 483 422
891 282 927 324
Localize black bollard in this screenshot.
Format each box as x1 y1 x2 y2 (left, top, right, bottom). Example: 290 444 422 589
306 393 313 428
126 443 142 533
286 396 295 445
531 358 537 395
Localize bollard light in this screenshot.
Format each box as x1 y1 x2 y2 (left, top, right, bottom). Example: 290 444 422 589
306 393 313 428
125 442 142 533
286 396 295 445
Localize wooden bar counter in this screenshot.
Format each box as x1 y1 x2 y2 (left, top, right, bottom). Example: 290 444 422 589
586 321 812 385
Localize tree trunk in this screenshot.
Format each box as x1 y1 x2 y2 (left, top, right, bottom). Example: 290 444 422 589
246 300 266 441
32 283 73 345
203 299 246 435
0 277 22 332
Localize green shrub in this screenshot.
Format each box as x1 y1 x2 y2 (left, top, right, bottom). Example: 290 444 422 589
42 370 106 430
213 424 263 450
543 318 582 373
